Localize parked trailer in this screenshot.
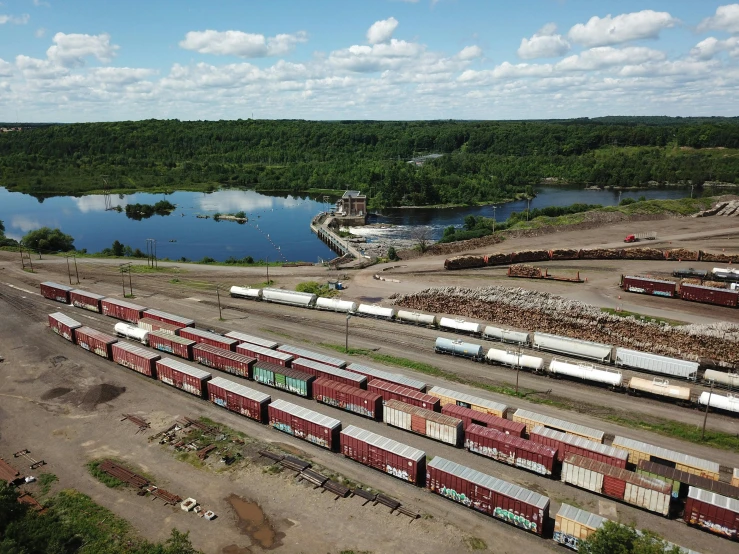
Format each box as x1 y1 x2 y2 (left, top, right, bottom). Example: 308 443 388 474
224 330 278 350
438 317 483 335
428 386 508 418
252 361 314 398
548 359 623 388
138 317 182 335
155 358 211 398
699 391 739 414
355 304 397 320
396 310 437 328
315 297 358 313
628 377 692 402
434 337 484 360
466 424 557 477
69 289 104 312
40 281 73 303
277 344 347 368
442 404 525 436
268 399 341 451
621 275 677 297
313 379 383 420
482 326 530 346
75 327 117 359
513 409 604 443
561 454 672 516
485 348 545 372
111 341 160 377
141 309 194 328
680 283 739 308
48 312 81 342
148 331 195 360
114 322 149 345
553 504 607 551
229 286 263 300
192 343 256 379
636 460 739 501
533 333 613 363
262 287 317 307
383 400 463 447
615 348 699 381
346 362 427 392
341 425 426 485
684 487 739 541
236 342 294 367
178 327 238 352
426 457 550 536
704 369 739 389
207 376 270 423
530 426 628 468
367 380 440 411
292 358 366 389
611 436 720 480
101 298 146 323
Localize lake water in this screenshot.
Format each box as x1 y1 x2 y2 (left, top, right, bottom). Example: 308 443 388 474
0 185 696 261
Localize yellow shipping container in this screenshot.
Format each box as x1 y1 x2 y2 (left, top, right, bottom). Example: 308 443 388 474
512 409 604 442
427 386 508 418
611 436 720 481
553 504 607 550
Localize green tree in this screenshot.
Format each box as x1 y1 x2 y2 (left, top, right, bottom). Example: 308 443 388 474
387 246 399 261
463 215 477 230
21 227 75 253
579 521 680 554
112 240 125 257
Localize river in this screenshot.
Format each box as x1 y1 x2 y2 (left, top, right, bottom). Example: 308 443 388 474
0 185 697 262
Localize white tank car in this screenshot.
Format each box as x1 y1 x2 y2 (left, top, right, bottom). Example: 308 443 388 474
548 359 622 387
114 322 149 345
438 317 482 335
628 377 691 401
396 310 438 327
262 288 317 307
229 286 263 300
356 304 397 319
482 326 530 346
485 348 544 371
703 369 739 389
699 392 739 413
315 297 357 313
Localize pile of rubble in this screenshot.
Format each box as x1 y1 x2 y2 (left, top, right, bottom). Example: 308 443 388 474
693 199 739 217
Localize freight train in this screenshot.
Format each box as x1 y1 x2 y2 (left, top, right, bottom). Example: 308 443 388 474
41 285 739 545
622 275 739 307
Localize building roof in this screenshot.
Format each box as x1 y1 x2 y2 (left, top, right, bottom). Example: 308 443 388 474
342 190 365 198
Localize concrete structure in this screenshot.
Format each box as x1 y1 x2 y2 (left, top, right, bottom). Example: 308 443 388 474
336 190 367 217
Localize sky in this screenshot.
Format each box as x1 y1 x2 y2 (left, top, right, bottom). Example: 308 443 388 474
1 1 739 122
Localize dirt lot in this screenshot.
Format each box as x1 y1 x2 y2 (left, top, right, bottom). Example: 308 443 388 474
1 213 738 554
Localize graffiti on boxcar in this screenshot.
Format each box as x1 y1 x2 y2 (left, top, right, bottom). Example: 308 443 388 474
553 532 579 550
273 422 294 435
160 376 174 386
494 507 537 533
305 434 329 448
439 486 472 507
79 341 90 351
514 458 549 476
691 515 737 538
214 398 227 408
154 344 174 354
183 383 200 396
386 465 410 481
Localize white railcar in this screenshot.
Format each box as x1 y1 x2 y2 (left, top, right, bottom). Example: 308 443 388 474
533 333 613 363
438 317 482 335
615 348 698 381
229 286 263 300
627 377 692 402
699 391 739 413
356 304 397 319
548 359 622 387
262 288 317 307
114 322 149 345
703 369 739 389
485 348 545 371
396 310 438 327
482 326 530 346
315 297 358 313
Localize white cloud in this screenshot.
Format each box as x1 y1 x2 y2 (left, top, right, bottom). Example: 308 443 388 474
33 0 51 7
457 45 482 60
556 46 665 71
518 23 570 59
568 10 678 47
328 39 424 72
698 4 739 34
35 27 45 38
179 30 307 58
10 215 43 233
691 36 739 59
16 54 69 79
0 13 29 24
367 17 399 45
47 32 119 67
0 58 13 76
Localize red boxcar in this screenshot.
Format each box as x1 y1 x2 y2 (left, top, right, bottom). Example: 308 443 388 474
346 362 427 392
192 343 255 379
155 358 211 397
207 376 271 423
367 379 440 411
40 282 74 303
236 342 294 367
341 424 426 485
69 289 105 312
276 344 347 368
48 312 82 342
111 341 160 377
268 399 341 451
313 379 383 420
148 331 195 360
141 308 194 328
178 327 238 351
621 275 677 298
442 404 526 437
138 317 182 335
684 487 739 541
680 283 739 308
465 424 557 477
101 298 146 323
75 326 117 359
427 456 550 536
530 426 628 468
224 330 278 349
292 358 367 388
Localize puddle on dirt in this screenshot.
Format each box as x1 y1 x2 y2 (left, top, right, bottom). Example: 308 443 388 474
227 494 283 550
80 383 126 407
41 387 72 400
50 356 67 367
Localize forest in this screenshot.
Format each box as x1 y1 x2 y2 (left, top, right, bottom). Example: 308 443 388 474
1 117 739 206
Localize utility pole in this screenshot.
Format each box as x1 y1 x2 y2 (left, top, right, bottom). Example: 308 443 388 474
146 239 151 267
19 243 25 269
73 255 80 284
65 255 73 285
120 266 126 296
216 285 223 320
492 206 497 233
526 197 531 221
266 256 269 285
128 266 133 296
701 381 714 440
345 314 351 353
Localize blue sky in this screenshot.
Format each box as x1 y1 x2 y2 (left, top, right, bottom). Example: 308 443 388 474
1 1 739 121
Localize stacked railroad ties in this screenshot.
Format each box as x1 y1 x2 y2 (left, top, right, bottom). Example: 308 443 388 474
40 282 739 547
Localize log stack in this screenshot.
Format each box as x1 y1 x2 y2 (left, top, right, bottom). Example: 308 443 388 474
622 248 664 260
581 248 623 259
699 251 737 263
444 255 486 270
550 249 580 260
508 265 542 278
665 248 700 261
510 250 550 263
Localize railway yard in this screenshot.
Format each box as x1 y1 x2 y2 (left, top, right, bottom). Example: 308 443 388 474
1 214 739 554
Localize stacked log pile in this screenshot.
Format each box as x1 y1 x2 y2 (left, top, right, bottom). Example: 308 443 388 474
665 248 700 261
700 251 737 263
487 253 512 265
550 248 580 260
444 255 486 270
392 286 739 366
510 250 550 263
680 278 702 286
703 281 728 289
508 265 542 278
580 248 623 259
622 248 664 260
